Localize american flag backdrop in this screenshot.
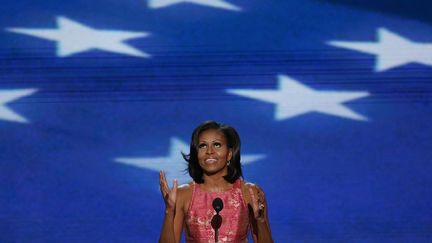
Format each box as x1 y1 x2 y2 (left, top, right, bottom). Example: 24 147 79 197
1 0 432 242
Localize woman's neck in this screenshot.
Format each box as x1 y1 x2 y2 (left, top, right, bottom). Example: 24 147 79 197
201 173 232 192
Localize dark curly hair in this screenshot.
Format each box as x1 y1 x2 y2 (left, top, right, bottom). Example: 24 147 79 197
182 120 243 183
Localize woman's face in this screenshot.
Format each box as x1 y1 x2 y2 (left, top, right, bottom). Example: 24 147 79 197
197 129 233 176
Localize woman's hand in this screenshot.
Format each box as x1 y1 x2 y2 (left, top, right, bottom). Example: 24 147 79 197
248 186 266 223
247 184 274 243
159 171 178 212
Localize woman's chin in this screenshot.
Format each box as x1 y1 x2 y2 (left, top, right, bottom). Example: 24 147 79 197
201 164 227 176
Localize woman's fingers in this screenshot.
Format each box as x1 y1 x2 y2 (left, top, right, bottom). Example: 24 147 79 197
258 190 265 207
161 171 167 187
249 188 259 211
159 171 178 209
249 186 265 221
159 172 165 189
170 179 178 201
249 187 261 204
249 187 256 203
159 171 170 198
172 179 178 192
159 171 164 190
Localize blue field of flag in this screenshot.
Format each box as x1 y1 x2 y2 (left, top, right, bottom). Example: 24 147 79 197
1 0 431 242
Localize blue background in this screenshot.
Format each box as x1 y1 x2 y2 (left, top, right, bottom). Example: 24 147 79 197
1 0 431 242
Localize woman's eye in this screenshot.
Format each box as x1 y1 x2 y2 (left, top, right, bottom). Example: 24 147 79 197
198 144 206 149
214 143 222 148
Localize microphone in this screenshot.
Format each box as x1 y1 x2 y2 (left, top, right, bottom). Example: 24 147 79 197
212 197 223 213
211 197 223 243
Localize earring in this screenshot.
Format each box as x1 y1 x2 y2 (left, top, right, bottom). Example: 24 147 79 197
227 160 231 166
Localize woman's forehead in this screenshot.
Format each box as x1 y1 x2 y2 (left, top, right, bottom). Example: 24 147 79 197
198 129 226 141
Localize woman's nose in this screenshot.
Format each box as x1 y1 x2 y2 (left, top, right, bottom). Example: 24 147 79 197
206 146 214 154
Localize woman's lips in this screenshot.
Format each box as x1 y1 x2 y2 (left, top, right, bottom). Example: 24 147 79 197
205 158 217 164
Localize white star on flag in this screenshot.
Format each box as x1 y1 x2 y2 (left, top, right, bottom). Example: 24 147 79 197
114 137 265 184
148 0 241 11
6 16 150 58
227 75 369 121
328 28 432 72
0 89 37 123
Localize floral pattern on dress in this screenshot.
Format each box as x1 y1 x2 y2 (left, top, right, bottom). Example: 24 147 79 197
185 179 249 243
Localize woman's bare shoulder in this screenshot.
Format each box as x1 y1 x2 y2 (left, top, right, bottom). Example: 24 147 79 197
240 180 255 201
241 180 266 202
241 180 262 191
177 182 193 195
176 182 194 212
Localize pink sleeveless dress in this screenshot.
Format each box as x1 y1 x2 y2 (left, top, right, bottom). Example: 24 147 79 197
185 179 249 243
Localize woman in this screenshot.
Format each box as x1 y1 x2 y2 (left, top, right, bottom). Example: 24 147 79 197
159 121 273 243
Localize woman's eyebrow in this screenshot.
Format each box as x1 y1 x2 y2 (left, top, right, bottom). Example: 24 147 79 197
199 139 222 143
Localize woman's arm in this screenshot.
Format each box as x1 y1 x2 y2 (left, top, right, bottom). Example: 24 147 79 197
159 207 176 243
158 171 185 243
247 184 274 243
159 200 185 243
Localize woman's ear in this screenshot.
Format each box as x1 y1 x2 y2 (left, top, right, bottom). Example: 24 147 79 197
228 148 233 161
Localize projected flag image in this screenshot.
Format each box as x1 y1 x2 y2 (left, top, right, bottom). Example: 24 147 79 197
1 0 431 242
